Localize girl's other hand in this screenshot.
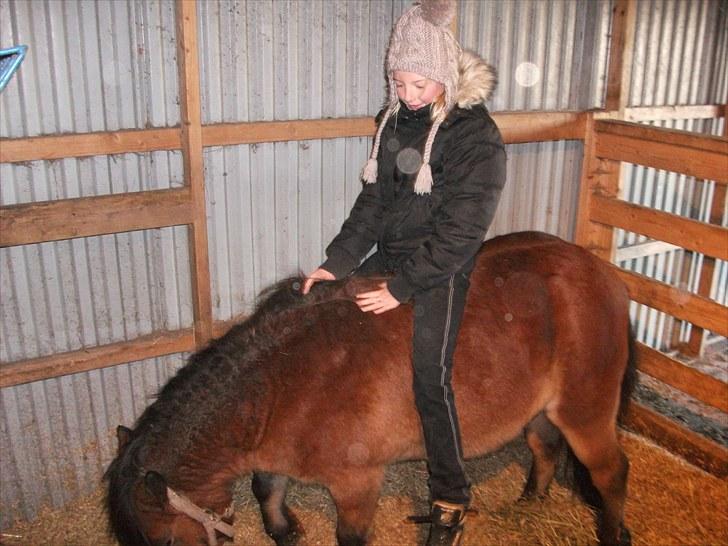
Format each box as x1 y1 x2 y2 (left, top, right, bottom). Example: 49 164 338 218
356 282 401 314
302 268 335 294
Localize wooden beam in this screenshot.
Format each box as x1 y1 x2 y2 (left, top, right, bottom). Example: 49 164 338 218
605 0 637 113
616 268 728 336
624 104 723 122
0 188 192 246
595 119 727 154
176 0 213 348
0 315 245 388
495 111 584 143
0 111 589 165
1 105 723 165
635 342 728 412
594 120 728 183
685 116 728 355
574 113 620 260
0 329 195 388
590 195 728 261
615 240 680 262
623 401 728 478
202 117 376 147
0 128 181 163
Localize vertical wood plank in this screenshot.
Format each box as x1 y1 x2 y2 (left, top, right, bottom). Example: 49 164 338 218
605 0 637 113
176 0 213 346
683 106 728 354
574 113 620 261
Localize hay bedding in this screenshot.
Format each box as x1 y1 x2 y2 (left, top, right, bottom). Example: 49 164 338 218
2 433 726 546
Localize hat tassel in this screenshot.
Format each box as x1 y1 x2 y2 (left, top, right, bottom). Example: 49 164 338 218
361 157 378 184
414 163 433 195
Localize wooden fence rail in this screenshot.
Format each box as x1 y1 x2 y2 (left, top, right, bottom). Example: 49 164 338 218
577 115 728 475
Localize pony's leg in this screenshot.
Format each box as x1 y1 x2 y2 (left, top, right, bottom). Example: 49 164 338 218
520 412 563 500
327 467 385 546
551 419 630 546
251 471 303 546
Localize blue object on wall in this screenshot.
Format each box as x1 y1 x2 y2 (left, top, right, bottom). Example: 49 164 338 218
0 45 28 93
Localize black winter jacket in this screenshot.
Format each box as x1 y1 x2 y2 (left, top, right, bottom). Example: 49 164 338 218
321 53 507 303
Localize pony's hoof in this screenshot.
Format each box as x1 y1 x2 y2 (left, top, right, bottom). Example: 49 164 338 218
598 525 631 546
273 528 304 546
618 525 632 546
516 491 547 503
425 524 464 546
271 515 305 546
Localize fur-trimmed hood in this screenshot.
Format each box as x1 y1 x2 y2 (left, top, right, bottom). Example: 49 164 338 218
455 50 497 109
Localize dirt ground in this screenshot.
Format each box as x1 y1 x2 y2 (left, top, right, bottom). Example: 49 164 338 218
2 431 726 546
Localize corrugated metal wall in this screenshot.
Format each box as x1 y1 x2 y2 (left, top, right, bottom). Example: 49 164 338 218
0 0 191 528
197 0 407 319
459 0 612 242
0 0 725 528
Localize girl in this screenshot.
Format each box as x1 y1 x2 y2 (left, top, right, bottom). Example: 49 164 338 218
303 2 506 544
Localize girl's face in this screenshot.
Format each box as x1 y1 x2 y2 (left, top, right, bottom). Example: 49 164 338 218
392 71 444 111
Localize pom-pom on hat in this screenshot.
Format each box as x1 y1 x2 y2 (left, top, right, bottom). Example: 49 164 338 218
361 0 462 195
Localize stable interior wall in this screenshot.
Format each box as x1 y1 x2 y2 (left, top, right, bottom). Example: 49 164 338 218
1 0 726 529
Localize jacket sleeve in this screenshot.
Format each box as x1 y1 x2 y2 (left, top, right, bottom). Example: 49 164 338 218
320 179 384 279
387 116 507 302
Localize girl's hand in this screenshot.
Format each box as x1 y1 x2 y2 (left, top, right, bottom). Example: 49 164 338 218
356 283 401 314
302 268 336 294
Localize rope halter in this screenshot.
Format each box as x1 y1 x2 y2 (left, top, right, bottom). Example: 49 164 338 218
166 487 235 546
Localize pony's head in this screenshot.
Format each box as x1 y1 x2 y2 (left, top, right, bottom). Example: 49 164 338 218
105 426 234 546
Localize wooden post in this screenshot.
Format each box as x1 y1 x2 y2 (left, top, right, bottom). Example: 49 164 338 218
605 0 637 115
681 104 728 355
574 114 620 261
176 0 213 347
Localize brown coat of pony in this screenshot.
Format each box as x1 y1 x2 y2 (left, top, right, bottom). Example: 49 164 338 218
106 232 635 546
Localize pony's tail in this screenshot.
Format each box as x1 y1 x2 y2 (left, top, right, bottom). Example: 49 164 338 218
567 325 638 509
618 325 638 422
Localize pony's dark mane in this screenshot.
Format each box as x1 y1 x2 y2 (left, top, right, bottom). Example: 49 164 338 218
104 275 360 545
135 276 346 451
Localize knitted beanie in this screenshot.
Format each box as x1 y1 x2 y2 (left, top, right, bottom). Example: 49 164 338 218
361 0 462 195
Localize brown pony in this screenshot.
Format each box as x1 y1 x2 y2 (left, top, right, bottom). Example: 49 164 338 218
105 231 635 546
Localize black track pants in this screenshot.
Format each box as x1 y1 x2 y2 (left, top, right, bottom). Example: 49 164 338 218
356 253 472 505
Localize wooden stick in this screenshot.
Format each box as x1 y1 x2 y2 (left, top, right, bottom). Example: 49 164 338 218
684 111 728 354
202 117 376 146
635 342 728 412
594 121 728 184
0 329 194 388
590 195 728 261
624 104 722 122
605 0 637 114
574 112 620 260
176 0 213 347
595 119 727 154
0 111 586 164
616 268 728 337
0 127 180 163
0 188 192 246
623 402 728 478
1 105 723 165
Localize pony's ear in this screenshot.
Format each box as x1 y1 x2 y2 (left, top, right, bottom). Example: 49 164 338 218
116 425 133 453
144 471 169 507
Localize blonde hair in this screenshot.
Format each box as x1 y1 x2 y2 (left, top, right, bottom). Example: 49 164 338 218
430 91 447 121
387 82 447 121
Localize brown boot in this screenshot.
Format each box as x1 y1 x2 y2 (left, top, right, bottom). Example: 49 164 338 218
424 500 467 546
